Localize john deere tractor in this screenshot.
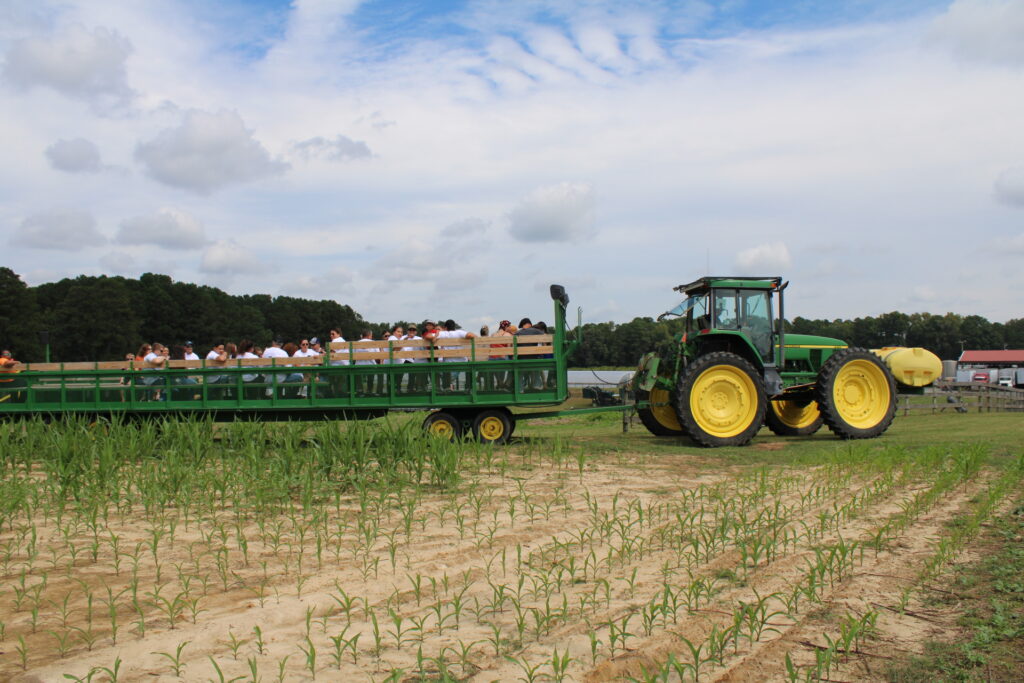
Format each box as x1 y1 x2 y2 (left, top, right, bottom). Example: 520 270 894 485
632 276 897 447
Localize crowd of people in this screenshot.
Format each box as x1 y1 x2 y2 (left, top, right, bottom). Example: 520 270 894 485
110 317 554 398
126 318 551 367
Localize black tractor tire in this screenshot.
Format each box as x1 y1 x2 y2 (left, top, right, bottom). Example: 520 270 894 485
815 348 896 440
765 399 824 436
635 387 684 436
676 352 766 447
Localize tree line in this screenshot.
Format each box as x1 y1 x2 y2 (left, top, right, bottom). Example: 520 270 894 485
2 267 1021 365
0 268 367 363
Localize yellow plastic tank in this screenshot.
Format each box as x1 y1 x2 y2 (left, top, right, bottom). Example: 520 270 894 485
871 347 943 388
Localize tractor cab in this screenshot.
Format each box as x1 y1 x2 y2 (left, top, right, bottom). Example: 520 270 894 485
659 276 785 390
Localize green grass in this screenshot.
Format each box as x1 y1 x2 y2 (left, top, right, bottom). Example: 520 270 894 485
885 497 1024 682
514 409 1024 467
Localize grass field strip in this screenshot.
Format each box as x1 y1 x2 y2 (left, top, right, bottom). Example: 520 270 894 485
0 418 1015 681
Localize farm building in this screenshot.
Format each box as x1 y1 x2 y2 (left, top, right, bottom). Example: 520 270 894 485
957 350 1024 368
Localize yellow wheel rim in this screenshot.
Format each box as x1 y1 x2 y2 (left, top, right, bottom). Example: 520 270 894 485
832 359 890 429
689 364 758 438
771 400 820 429
649 387 683 431
428 418 456 438
478 415 506 441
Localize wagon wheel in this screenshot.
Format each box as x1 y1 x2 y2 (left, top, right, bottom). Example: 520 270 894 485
422 411 461 440
472 409 513 444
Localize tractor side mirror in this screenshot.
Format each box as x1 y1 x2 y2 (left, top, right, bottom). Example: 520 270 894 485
550 284 570 306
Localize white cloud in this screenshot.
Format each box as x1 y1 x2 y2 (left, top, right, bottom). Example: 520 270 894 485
45 138 102 173
12 209 106 250
929 0 1024 66
909 285 938 303
507 182 595 242
734 242 792 272
291 135 372 162
2 25 133 108
135 110 288 194
199 240 268 274
573 24 632 72
992 232 1024 254
994 166 1024 207
99 250 136 273
291 266 355 297
440 217 488 238
116 208 208 250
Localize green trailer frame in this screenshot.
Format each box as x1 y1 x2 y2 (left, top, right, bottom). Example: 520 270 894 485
0 285 623 440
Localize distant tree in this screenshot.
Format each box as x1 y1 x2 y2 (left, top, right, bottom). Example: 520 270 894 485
0 267 40 361
960 314 1001 351
1003 318 1024 349
875 311 911 346
42 277 142 361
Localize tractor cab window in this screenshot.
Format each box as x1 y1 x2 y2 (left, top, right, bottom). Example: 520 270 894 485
712 289 774 360
686 294 710 336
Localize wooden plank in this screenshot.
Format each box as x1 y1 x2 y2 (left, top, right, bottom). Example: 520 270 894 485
16 334 556 373
328 345 554 362
328 334 553 350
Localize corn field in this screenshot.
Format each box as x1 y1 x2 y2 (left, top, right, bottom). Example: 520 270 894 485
0 416 1020 681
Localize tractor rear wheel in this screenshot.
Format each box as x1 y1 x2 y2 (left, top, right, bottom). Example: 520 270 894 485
765 399 823 436
635 387 684 436
815 348 896 439
676 352 766 447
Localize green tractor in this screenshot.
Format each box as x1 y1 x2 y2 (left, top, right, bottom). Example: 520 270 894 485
632 276 896 447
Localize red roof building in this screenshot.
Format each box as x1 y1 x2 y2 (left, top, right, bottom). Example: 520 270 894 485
958 350 1024 366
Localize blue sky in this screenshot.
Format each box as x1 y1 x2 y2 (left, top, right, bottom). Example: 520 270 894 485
1 0 1023 335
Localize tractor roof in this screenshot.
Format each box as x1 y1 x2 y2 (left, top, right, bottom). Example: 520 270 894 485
673 276 782 294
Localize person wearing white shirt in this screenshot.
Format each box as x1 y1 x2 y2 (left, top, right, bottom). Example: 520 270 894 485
401 325 424 392
262 339 289 360
385 327 403 365
204 343 229 392
436 320 475 390
326 329 349 397
327 329 349 366
291 339 317 397
262 339 291 397
142 343 168 399
205 344 226 362
293 339 318 358
236 340 261 397
354 330 380 394
183 342 200 361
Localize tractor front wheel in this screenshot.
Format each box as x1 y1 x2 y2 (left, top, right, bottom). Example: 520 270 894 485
635 387 684 436
676 352 766 447
815 348 896 439
765 399 823 436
